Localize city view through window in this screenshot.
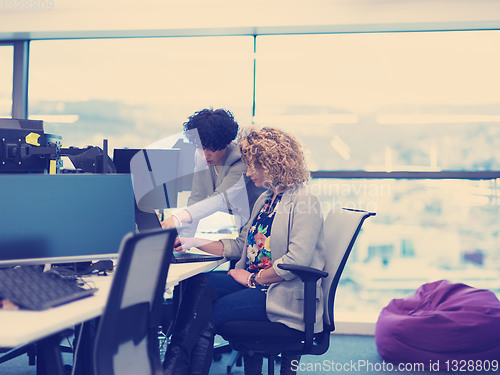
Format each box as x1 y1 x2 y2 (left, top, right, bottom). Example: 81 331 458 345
311 178 499 320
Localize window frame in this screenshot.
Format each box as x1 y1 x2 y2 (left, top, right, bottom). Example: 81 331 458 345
1 40 29 119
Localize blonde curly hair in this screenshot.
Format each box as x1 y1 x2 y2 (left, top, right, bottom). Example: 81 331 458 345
239 127 310 189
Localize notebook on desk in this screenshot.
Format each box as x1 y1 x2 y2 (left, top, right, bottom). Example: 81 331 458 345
135 210 223 264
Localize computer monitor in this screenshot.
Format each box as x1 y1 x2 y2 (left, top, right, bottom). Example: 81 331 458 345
113 148 140 174
113 148 185 211
0 174 136 266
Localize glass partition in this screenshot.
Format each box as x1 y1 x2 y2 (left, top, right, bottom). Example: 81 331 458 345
25 30 500 327
29 37 254 151
255 31 500 171
310 177 500 318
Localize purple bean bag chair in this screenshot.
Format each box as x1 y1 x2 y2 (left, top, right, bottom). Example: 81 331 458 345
375 280 500 370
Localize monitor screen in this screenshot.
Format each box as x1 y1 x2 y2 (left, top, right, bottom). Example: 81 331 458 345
113 148 140 174
0 174 136 266
113 148 183 211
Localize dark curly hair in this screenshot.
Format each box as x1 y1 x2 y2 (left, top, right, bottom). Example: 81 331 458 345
183 108 239 151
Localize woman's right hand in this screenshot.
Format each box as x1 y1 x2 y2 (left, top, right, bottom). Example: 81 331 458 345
174 237 193 252
174 237 224 256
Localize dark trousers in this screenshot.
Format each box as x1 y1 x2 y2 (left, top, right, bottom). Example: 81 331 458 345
207 272 270 327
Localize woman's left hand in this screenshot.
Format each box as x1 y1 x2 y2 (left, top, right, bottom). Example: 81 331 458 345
227 269 251 287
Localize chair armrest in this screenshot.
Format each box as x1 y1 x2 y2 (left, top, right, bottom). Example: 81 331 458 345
277 263 328 353
277 263 328 283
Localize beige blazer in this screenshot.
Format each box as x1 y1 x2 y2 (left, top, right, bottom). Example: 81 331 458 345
221 185 326 332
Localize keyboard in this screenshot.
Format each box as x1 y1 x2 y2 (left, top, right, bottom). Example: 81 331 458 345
0 266 97 311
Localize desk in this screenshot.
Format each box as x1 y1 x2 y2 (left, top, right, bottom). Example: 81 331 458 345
0 259 226 374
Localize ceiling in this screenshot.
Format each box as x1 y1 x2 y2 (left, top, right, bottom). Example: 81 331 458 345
0 0 499 41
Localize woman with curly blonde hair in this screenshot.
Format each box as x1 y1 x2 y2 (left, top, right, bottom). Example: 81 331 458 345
165 127 325 375
239 127 310 189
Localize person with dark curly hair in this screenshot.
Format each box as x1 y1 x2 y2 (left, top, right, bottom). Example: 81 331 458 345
161 108 263 234
161 109 265 375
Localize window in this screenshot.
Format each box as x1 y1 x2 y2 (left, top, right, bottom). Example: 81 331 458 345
310 178 500 319
25 30 500 326
255 31 500 171
0 45 13 117
256 31 500 321
29 37 254 151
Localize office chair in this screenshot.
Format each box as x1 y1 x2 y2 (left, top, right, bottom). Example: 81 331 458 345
94 228 176 375
217 208 375 375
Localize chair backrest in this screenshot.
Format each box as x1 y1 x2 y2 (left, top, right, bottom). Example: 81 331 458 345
322 208 375 332
94 228 176 375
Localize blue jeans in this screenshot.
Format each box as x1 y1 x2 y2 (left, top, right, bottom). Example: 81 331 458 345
206 272 270 327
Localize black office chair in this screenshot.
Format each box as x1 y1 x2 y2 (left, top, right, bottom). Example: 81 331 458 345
94 228 176 375
217 208 375 375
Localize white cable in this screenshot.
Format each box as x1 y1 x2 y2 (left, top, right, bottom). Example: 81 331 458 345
70 322 85 375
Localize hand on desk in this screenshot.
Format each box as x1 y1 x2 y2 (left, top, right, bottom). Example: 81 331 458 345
174 237 190 252
174 237 224 256
174 237 210 252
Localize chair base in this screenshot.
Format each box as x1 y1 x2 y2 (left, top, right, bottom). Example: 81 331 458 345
225 350 242 374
